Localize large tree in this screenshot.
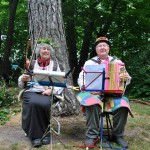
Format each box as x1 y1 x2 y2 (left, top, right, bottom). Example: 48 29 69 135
28 0 80 116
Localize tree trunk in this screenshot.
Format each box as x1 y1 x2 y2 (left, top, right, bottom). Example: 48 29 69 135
79 21 94 67
78 1 99 78
28 0 80 116
0 0 19 76
0 29 1 49
63 0 78 85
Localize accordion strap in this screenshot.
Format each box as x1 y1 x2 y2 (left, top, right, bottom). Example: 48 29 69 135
91 58 101 64
91 57 116 64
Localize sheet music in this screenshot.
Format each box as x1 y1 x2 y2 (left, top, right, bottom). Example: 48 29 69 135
83 64 106 91
33 70 66 87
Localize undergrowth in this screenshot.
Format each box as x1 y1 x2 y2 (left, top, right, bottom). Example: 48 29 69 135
0 80 21 125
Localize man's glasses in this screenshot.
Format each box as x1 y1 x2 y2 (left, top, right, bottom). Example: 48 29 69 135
96 44 109 48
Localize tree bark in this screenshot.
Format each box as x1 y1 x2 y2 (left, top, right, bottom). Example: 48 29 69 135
28 0 80 116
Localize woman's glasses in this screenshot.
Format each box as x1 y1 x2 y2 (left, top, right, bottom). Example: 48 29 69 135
41 46 50 51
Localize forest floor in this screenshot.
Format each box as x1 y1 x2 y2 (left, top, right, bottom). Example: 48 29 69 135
0 102 150 150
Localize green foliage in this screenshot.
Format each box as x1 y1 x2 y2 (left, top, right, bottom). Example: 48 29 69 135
37 38 58 48
0 0 28 66
128 55 150 99
62 0 150 99
0 78 20 125
0 108 10 125
0 108 21 125
0 80 19 107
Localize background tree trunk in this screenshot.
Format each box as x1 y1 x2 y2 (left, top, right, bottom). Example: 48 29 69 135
63 0 78 85
28 0 80 116
0 30 1 49
0 0 19 77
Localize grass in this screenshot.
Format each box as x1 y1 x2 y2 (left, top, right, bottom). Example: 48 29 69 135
0 102 149 150
125 102 150 150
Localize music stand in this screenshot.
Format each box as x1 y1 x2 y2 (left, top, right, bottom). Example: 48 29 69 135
81 64 127 150
30 70 66 150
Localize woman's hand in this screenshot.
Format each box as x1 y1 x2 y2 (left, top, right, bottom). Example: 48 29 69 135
42 89 52 96
21 74 31 82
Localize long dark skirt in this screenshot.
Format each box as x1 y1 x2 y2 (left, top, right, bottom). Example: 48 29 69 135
22 92 52 140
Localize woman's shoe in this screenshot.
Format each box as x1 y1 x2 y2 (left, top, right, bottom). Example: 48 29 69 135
31 139 42 147
42 136 50 145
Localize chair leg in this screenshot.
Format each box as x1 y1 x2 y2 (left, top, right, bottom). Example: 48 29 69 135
105 113 113 140
106 114 110 140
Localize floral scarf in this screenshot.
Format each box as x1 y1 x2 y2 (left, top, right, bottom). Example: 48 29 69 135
37 58 50 70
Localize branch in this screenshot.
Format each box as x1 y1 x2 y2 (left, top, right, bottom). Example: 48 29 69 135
130 99 150 106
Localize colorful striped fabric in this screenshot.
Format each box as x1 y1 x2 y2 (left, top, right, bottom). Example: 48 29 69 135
77 92 133 117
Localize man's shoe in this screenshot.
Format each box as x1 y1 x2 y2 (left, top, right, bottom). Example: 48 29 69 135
115 137 128 148
84 137 99 147
31 139 42 147
42 136 50 145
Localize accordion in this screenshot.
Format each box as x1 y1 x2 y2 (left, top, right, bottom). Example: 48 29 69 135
82 62 126 97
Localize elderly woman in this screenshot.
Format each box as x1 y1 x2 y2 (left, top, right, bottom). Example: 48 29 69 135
18 42 63 147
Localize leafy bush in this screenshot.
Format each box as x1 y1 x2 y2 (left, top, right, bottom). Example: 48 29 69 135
0 108 11 125
0 80 19 108
0 79 21 125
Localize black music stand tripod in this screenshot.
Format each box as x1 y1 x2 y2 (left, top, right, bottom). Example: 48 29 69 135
98 71 127 150
36 73 66 150
99 94 127 150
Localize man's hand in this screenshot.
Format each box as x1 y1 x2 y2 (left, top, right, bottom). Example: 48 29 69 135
119 72 131 81
42 89 52 96
21 74 31 82
91 92 101 95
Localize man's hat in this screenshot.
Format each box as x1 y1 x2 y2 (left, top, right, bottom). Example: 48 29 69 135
95 36 111 47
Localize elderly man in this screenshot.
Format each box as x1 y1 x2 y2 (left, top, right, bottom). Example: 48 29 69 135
77 36 133 148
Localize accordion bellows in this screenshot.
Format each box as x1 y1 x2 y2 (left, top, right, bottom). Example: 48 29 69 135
103 62 126 96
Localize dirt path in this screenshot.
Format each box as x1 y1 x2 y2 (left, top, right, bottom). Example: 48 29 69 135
0 112 86 149
0 113 30 148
